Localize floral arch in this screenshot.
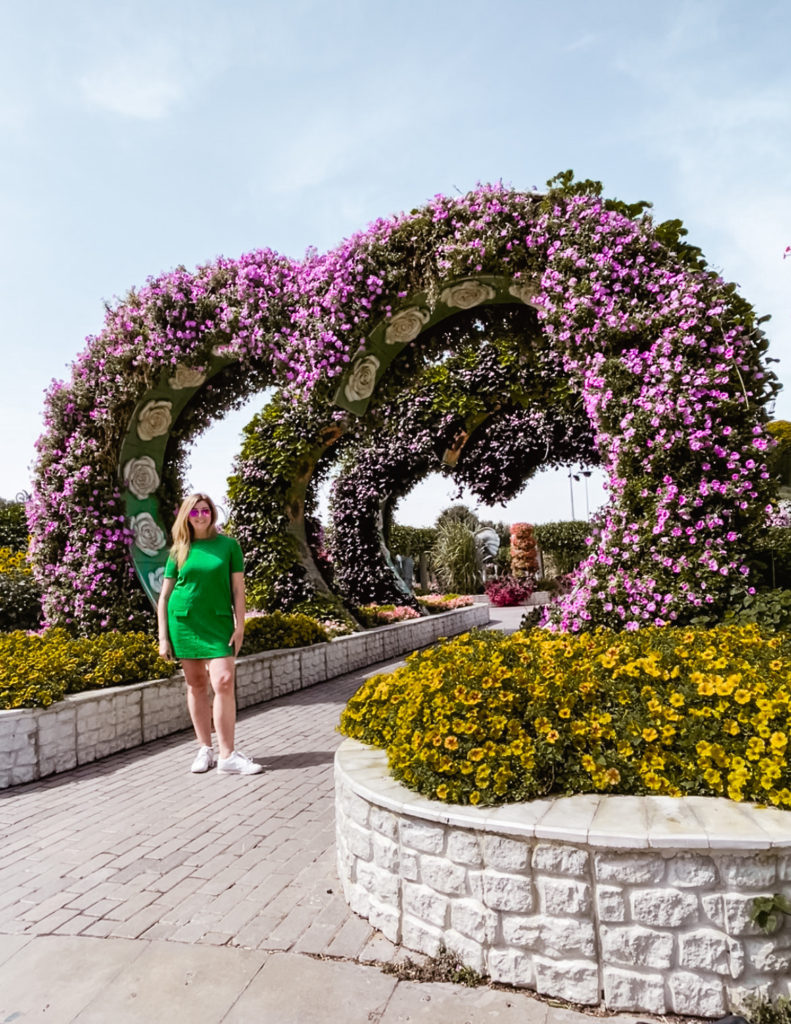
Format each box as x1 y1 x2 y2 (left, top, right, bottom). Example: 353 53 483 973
30 175 777 634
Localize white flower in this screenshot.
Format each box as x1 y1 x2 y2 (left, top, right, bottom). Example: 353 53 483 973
509 280 541 307
168 364 206 390
123 456 160 500
136 400 172 441
147 567 165 594
344 354 381 403
130 513 166 556
384 307 429 345
439 280 496 310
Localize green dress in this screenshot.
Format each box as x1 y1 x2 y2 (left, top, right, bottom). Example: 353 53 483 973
164 534 244 659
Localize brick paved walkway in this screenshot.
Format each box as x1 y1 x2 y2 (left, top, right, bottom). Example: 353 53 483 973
0 660 402 962
2 607 635 1023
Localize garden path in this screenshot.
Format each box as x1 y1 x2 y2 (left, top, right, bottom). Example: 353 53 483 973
0 605 650 1022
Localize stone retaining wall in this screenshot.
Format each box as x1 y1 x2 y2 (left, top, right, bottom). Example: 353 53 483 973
335 737 791 1015
0 604 489 789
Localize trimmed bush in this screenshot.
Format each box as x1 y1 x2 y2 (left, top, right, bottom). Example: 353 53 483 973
0 500 28 551
240 612 329 655
534 520 590 577
339 625 791 809
0 546 42 632
389 525 438 560
0 629 173 709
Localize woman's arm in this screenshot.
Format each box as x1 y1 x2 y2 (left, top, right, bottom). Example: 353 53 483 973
157 577 177 660
230 571 245 656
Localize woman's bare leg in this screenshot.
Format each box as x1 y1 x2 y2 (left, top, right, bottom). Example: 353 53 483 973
208 656 236 759
182 660 212 747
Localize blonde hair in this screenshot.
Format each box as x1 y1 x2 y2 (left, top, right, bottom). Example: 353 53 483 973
170 493 218 569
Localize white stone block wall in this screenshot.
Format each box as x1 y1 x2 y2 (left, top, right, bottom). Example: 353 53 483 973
0 604 489 789
335 738 791 1015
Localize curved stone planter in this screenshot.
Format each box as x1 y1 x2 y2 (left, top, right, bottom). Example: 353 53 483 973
335 737 791 1016
0 604 489 789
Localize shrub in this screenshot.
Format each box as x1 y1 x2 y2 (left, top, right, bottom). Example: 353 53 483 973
432 520 480 594
509 523 538 579
534 520 590 577
752 526 791 589
747 994 791 1024
722 589 791 632
0 546 42 632
0 629 173 709
389 525 438 559
241 612 329 655
485 576 533 607
339 625 791 808
356 604 421 627
0 499 28 551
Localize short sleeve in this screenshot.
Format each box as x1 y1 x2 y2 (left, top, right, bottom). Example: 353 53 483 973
229 538 244 573
164 555 178 579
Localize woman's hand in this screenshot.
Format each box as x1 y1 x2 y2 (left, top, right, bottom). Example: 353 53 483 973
159 638 174 661
230 626 244 656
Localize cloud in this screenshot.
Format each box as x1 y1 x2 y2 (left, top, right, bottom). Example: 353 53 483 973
78 44 189 119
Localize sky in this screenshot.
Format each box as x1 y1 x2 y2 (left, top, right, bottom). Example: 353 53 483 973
1 0 789 528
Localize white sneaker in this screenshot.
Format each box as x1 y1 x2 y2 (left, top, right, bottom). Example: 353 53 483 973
190 745 216 773
216 750 263 775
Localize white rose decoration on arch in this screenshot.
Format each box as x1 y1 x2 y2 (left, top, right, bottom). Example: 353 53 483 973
440 280 496 310
344 354 381 404
130 513 167 556
147 567 165 594
508 280 542 308
123 456 160 500
136 400 173 441
384 307 430 345
168 364 206 390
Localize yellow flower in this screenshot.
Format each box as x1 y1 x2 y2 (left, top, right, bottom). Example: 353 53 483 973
444 735 459 751
734 688 752 705
642 727 658 743
468 747 485 762
469 790 481 805
770 731 788 751
545 730 560 744
436 784 449 799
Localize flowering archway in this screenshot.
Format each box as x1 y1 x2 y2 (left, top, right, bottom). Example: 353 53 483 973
31 175 778 633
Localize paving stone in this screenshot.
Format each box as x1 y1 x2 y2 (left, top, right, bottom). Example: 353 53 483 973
222 950 396 1024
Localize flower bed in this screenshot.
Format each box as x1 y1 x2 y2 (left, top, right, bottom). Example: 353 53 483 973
0 604 488 789
340 626 791 809
335 737 791 1015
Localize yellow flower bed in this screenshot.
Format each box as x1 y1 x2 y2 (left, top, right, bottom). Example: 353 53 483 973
339 625 791 809
0 629 174 709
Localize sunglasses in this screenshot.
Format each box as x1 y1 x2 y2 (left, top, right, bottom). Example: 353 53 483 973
189 508 212 518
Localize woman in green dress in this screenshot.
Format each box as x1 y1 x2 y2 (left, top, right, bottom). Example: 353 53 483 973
157 493 263 775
